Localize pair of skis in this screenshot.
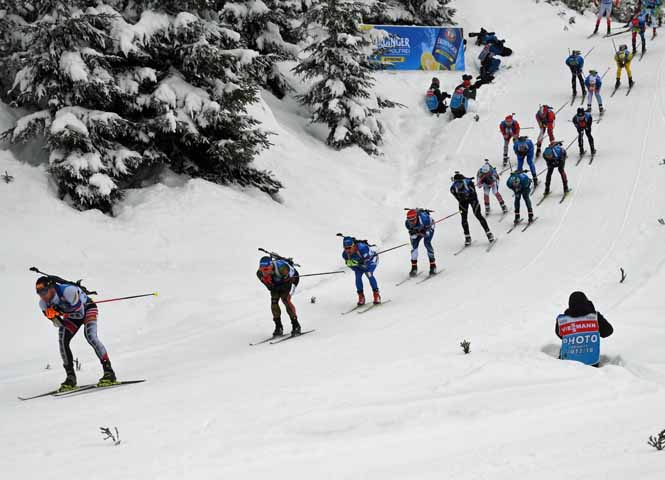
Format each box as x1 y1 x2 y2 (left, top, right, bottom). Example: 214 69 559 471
250 330 316 346
341 299 392 316
610 82 635 98
576 151 596 166
506 217 538 234
536 189 572 206
453 238 498 255
18 379 146 401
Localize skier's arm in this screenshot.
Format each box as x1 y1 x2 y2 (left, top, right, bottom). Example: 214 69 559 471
597 312 614 338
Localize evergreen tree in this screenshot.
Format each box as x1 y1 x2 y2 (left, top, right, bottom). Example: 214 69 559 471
401 0 455 25
0 1 280 213
293 0 386 155
222 0 303 98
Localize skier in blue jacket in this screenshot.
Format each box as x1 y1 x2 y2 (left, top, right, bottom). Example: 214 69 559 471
542 141 570 195
565 50 586 97
506 170 534 225
584 69 604 113
513 136 539 186
342 236 380 306
405 209 436 277
572 107 596 156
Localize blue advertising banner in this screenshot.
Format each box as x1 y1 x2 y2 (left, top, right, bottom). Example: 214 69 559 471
366 25 465 71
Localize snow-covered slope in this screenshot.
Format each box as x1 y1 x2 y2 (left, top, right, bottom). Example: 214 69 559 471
2 1 665 478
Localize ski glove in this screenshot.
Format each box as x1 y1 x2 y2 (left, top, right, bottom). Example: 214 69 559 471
345 259 360 268
44 307 60 320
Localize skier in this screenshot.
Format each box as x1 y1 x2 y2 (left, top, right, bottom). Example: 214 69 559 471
535 105 556 157
257 255 301 337
542 141 570 195
643 0 661 37
450 172 495 246
628 10 648 54
499 115 521 166
565 50 586 98
506 170 534 225
405 209 437 277
513 135 539 186
614 44 635 90
593 0 616 36
584 69 604 113
342 236 381 306
426 77 449 115
35 276 116 392
555 291 614 367
476 160 508 216
450 85 471 119
573 107 596 156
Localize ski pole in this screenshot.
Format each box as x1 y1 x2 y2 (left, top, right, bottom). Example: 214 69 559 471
555 101 568 115
91 293 158 304
520 127 536 130
434 210 460 224
600 66 610 80
565 138 576 151
583 46 595 58
298 271 345 278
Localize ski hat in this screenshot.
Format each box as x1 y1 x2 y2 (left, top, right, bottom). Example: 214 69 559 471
504 115 513 123
453 172 466 181
568 291 594 314
619 44 628 51
431 77 440 87
406 209 418 222
577 107 585 115
35 276 55 292
259 256 273 269
589 68 598 75
518 135 528 142
480 163 491 174
343 236 355 248
572 50 581 56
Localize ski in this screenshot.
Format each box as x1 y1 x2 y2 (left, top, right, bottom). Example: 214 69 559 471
521 217 538 232
498 209 511 222
250 334 284 346
486 237 499 252
587 32 598 39
18 388 69 401
639 50 646 61
270 330 315 344
341 305 363 315
453 241 474 256
589 153 596 165
507 219 523 234
416 271 443 285
54 380 146 398
570 94 577 106
559 189 572 204
626 82 635 96
358 299 392 314
396 272 422 286
610 87 619 98
576 152 586 166
536 193 550 206
580 94 586 106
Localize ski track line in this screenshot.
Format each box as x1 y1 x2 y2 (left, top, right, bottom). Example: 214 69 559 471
578 46 665 283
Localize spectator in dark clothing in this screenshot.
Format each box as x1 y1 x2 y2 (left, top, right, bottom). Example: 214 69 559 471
427 78 449 114
555 291 613 367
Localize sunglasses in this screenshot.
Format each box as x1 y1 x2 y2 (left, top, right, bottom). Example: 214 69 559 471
36 287 50 295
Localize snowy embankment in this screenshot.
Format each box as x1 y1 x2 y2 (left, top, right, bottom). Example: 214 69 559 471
2 0 665 479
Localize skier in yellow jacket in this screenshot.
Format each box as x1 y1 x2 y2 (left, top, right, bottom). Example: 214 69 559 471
614 44 635 90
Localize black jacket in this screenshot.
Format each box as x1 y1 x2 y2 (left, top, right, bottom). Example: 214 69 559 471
555 291 614 339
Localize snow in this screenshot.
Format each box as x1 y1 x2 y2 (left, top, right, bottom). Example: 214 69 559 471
59 51 90 82
2 1 665 479
153 83 177 109
326 78 346 96
50 111 89 136
10 110 51 141
89 172 116 196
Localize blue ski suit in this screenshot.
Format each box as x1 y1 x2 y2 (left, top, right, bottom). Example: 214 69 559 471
566 53 585 95
513 137 537 178
506 172 533 215
343 242 379 293
406 210 436 263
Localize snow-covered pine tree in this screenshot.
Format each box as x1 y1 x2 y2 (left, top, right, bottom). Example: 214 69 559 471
400 0 455 25
222 0 302 98
0 1 280 213
293 0 386 155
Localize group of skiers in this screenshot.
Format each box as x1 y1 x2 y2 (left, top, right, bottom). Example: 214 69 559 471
426 74 487 118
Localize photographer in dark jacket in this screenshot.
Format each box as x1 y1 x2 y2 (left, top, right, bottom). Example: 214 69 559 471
555 291 613 367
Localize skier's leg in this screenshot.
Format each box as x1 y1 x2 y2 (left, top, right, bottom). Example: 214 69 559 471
632 31 637 52
279 290 298 321
472 200 490 232
460 203 470 235
545 166 554 191
587 90 593 110
423 234 435 262
58 325 78 369
547 124 555 143
503 138 510 159
596 92 603 110
586 127 596 152
516 155 525 172
537 127 545 148
514 191 520 214
410 236 422 262
626 62 633 82
365 270 379 292
559 163 569 190
83 320 110 362
527 157 537 178
578 130 585 153
355 270 364 293
524 191 533 214
578 72 586 94
270 289 283 320
483 185 491 211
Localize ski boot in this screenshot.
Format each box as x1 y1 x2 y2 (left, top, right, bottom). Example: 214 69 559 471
464 235 472 247
544 184 551 195
533 177 539 187
429 260 437 276
607 26 611 35
513 214 521 225
357 292 366 306
642 45 647 55
629 77 634 88
501 203 508 214
564 185 571 194
372 290 381 305
615 78 621 89
485 205 491 216
98 360 117 387
487 231 495 243
535 146 542 158
290 318 301 336
528 211 535 224
599 105 604 114
591 147 597 155
592 24 599 35
585 105 592 113
502 155 508 167
409 260 418 277
579 148 586 156
272 319 284 337
58 366 77 393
